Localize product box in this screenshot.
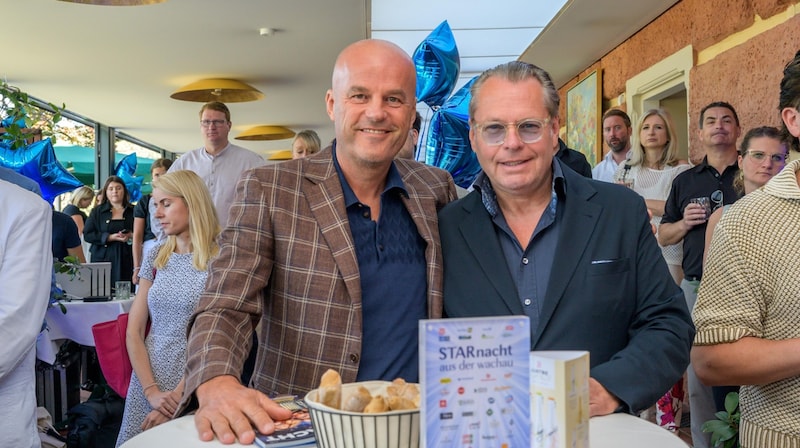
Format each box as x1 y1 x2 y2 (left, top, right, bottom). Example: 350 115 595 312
420 316 531 448
529 351 590 448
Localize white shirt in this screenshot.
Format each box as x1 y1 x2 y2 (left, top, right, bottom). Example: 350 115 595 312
169 143 265 227
592 151 627 183
0 180 52 448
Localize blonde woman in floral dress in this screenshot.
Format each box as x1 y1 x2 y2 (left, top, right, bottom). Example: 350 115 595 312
116 170 220 446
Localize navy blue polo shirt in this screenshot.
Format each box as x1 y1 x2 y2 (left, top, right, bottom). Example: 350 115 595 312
332 147 427 382
661 157 740 279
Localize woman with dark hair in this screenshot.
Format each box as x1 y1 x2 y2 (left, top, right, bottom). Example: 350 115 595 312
83 175 135 284
704 126 788 262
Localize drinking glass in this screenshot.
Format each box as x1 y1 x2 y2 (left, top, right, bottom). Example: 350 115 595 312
115 281 131 300
690 197 711 219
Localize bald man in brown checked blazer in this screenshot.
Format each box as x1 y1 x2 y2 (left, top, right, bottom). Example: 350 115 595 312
180 39 457 445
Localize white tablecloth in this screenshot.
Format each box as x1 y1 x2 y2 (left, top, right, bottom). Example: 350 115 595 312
121 413 688 448
36 299 134 364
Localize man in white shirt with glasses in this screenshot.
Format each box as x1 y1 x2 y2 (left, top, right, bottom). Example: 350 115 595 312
169 101 265 228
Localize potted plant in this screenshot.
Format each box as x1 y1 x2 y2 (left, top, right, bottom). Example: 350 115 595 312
702 391 740 448
0 79 64 149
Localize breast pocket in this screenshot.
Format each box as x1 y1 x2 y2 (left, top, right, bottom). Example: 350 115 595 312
586 258 633 314
589 258 631 276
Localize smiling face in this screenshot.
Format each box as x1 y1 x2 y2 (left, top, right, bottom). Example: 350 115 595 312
152 187 190 239
640 114 669 151
739 135 788 191
469 76 559 200
325 40 416 171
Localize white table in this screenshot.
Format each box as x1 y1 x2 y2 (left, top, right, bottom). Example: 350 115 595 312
36 298 134 364
121 413 688 448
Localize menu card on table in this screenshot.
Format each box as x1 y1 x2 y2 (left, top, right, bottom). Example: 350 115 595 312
419 316 531 448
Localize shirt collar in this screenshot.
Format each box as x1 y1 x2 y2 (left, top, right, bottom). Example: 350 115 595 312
203 142 232 159
475 159 565 218
331 142 408 207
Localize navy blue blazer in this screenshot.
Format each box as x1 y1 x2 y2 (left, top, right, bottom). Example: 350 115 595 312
439 160 694 413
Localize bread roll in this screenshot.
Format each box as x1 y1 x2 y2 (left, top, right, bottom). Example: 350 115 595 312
317 369 342 409
363 395 389 413
342 386 372 412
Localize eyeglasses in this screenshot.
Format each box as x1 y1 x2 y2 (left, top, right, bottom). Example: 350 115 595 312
473 118 551 145
200 119 227 128
746 150 787 163
710 189 723 212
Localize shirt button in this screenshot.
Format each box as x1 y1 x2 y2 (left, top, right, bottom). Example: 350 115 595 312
522 258 529 265
362 211 370 218
349 353 360 363
524 299 532 306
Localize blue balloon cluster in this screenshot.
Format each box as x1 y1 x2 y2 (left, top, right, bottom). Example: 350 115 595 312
0 138 83 202
115 153 143 203
424 77 481 188
413 21 460 109
414 21 481 188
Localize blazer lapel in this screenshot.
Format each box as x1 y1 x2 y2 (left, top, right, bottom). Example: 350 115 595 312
534 172 600 344
301 156 362 303
459 194 524 315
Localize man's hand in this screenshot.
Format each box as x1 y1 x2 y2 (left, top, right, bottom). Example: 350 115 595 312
589 377 621 417
194 375 293 445
682 202 708 228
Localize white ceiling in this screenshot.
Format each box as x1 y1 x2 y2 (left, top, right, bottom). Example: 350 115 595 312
2 0 677 158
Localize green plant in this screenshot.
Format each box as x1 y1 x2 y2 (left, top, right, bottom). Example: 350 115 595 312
54 255 82 280
51 255 82 313
0 79 65 149
702 391 740 448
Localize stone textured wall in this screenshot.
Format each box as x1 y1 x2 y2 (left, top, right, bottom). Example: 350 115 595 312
557 0 800 162
688 16 800 161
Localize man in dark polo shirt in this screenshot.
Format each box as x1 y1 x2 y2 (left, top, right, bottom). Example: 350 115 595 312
181 39 458 445
658 101 741 448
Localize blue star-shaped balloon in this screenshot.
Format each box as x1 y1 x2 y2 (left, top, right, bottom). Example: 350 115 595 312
413 20 460 109
0 138 83 202
115 153 143 203
424 77 481 189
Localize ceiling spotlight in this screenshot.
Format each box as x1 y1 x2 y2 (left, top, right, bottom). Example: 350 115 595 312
267 150 293 161
170 78 263 103
235 125 296 141
259 28 274 37
58 0 166 5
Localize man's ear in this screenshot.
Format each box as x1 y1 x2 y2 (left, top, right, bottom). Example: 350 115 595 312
782 107 800 138
325 90 335 121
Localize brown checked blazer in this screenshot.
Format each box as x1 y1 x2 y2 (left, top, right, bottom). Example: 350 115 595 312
183 147 457 401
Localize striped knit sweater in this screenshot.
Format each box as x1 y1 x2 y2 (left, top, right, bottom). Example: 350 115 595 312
694 159 800 448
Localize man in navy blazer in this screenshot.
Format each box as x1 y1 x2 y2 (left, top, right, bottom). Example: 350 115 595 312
439 61 694 416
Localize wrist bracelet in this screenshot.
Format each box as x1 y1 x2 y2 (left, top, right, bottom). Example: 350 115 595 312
143 382 158 392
